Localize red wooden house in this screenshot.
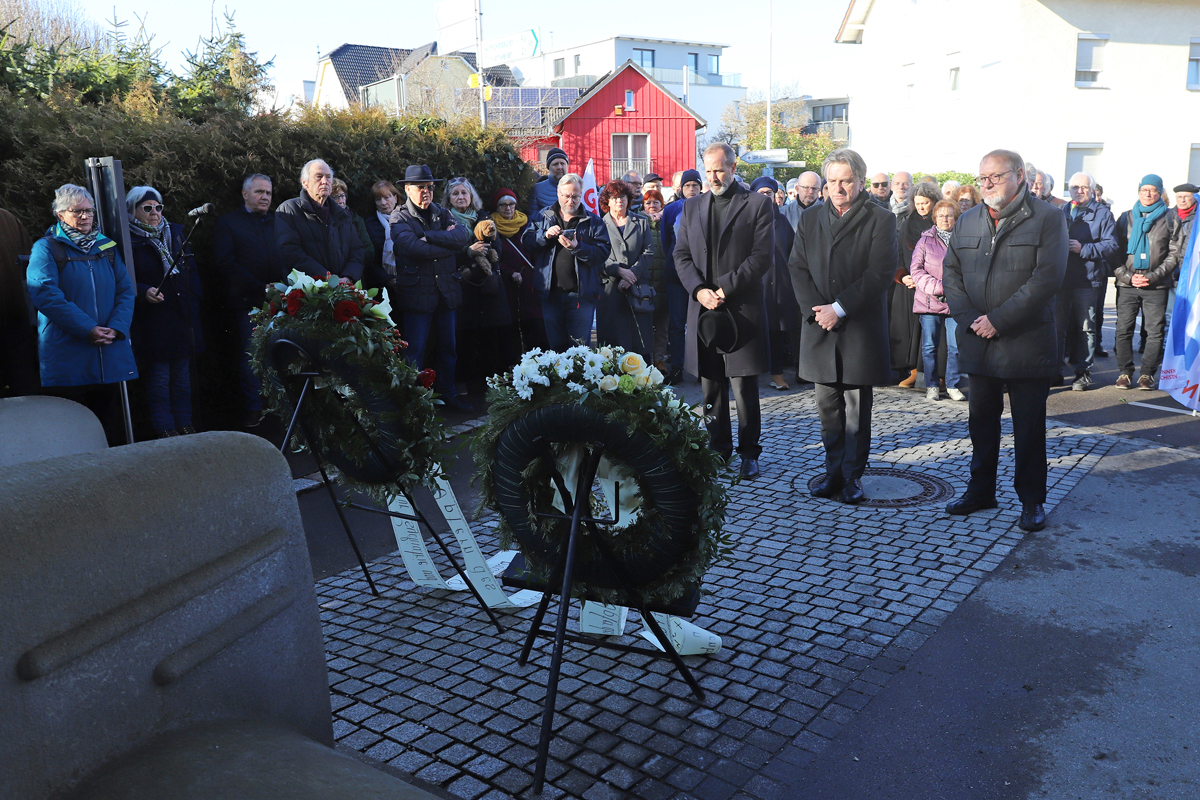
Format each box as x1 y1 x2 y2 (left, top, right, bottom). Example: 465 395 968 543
518 61 706 182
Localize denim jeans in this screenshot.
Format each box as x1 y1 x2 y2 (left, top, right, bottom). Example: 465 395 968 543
1055 287 1097 375
541 289 595 351
233 310 262 412
404 300 458 397
144 357 192 433
919 314 959 389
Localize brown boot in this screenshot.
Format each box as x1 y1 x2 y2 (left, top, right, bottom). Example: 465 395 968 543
898 368 917 388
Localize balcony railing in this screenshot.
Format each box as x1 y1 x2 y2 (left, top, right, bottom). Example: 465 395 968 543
802 120 850 140
609 159 654 181
646 67 741 87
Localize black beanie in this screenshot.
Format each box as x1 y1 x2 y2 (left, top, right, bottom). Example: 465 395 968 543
546 147 569 169
680 169 702 187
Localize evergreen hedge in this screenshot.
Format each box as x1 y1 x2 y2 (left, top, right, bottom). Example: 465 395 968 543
0 92 537 432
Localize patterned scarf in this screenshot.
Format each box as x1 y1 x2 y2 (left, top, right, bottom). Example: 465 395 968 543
58 220 98 253
935 227 952 246
130 217 177 278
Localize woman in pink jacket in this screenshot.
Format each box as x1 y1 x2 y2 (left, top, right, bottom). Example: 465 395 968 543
910 200 964 401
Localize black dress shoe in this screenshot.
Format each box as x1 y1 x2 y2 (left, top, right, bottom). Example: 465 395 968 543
810 473 843 498
739 458 760 480
441 396 475 413
946 494 998 515
840 478 865 504
664 367 683 386
1019 503 1046 531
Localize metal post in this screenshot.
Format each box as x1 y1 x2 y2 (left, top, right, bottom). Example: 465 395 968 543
766 0 772 153
474 0 486 126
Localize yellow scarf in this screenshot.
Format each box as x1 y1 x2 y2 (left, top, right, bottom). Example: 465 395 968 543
493 209 528 239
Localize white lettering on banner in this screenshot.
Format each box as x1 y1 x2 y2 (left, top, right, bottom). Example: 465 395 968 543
640 612 722 656
579 602 629 636
433 478 541 610
388 494 450 589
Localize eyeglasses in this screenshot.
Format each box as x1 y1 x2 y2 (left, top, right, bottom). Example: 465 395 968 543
139 203 164 213
871 182 889 188
496 201 517 208
410 184 434 194
975 170 1014 186
63 208 95 218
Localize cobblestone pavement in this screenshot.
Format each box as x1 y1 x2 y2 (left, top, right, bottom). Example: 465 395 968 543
316 387 1116 800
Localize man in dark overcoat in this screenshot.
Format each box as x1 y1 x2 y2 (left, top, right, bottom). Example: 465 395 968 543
674 142 774 480
942 149 1067 532
789 148 896 504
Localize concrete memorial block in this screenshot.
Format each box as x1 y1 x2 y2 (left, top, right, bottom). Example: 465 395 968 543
0 395 108 468
0 432 437 800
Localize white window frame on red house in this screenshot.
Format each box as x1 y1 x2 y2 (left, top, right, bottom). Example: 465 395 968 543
611 133 651 181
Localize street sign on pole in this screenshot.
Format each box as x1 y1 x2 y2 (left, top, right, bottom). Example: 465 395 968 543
435 0 476 55
479 29 539 68
738 149 789 164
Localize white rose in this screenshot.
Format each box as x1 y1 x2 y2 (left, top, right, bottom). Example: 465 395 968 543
648 366 664 386
599 375 620 392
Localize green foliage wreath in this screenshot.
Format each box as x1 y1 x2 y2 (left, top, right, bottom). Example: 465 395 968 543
473 345 732 605
250 270 447 500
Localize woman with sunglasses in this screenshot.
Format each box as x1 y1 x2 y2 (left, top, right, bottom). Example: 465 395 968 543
126 186 204 438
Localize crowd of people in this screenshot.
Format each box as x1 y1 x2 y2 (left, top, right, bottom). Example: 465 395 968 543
0 141 1196 511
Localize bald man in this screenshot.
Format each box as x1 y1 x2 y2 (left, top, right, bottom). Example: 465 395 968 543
868 172 891 209
784 171 823 231
890 172 913 216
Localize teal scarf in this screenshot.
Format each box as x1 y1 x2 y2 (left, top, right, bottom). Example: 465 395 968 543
58 220 98 253
449 207 478 231
1127 199 1166 266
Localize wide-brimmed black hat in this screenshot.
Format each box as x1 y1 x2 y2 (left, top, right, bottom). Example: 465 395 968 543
402 164 443 184
697 305 751 354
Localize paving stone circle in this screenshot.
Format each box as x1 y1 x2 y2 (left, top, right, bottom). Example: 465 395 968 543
316 386 1117 800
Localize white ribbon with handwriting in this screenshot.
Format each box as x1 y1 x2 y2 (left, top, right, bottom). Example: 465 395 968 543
387 479 541 609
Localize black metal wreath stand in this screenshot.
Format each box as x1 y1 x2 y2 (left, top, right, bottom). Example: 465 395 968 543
501 443 706 793
268 337 504 634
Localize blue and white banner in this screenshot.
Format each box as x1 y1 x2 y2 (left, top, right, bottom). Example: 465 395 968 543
1160 224 1200 411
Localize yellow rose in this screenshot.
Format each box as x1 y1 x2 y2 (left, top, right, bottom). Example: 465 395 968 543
599 375 620 392
619 352 646 375
598 346 614 362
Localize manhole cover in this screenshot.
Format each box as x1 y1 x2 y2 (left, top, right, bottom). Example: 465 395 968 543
799 467 956 508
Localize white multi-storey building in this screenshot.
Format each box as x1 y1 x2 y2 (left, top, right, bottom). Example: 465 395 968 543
504 35 746 147
836 0 1200 206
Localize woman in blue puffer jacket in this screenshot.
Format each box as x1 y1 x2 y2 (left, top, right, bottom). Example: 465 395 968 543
26 183 137 445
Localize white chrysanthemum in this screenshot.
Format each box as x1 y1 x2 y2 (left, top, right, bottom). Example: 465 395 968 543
567 381 588 394
554 356 572 379
515 383 533 400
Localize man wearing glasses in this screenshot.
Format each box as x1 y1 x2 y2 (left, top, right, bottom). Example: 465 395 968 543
942 150 1067 532
890 172 914 217
391 164 473 412
867 173 891 209
275 159 364 282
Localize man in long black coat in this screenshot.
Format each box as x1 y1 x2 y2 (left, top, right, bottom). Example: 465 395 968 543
674 142 774 479
789 148 897 504
942 149 1066 532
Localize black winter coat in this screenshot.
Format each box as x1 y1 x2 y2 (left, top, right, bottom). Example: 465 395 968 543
454 210 512 331
764 206 797 332
275 192 365 282
1172 205 1197 283
673 181 774 378
390 199 472 313
212 207 284 309
129 221 204 362
789 192 896 386
1113 208 1181 290
942 191 1067 380
363 212 391 289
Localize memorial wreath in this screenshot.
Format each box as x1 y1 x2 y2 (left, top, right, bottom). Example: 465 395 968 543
474 345 732 605
250 270 446 498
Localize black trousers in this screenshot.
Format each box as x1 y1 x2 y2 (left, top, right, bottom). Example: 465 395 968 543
966 374 1049 505
1115 287 1167 379
814 383 873 482
699 345 761 459
42 382 125 446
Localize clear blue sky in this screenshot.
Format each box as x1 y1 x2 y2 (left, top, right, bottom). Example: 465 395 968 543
75 0 857 101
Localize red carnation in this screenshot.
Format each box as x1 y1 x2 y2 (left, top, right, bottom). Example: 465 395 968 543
417 369 436 389
333 300 362 323
286 289 304 316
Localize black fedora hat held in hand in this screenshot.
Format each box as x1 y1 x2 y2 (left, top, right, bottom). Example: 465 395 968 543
697 305 750 354
402 164 443 184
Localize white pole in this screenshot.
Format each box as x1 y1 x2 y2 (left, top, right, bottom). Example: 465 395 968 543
766 0 772 152
475 0 486 126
